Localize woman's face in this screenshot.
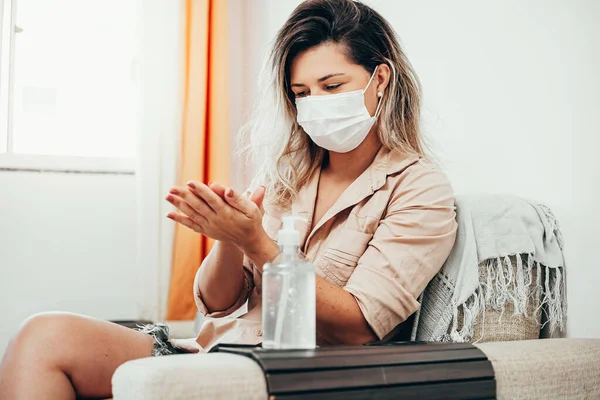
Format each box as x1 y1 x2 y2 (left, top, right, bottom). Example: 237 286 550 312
289 42 388 117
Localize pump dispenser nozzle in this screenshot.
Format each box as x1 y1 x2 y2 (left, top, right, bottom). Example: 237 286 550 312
278 215 307 248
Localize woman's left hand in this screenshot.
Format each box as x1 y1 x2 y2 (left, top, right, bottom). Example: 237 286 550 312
166 181 266 252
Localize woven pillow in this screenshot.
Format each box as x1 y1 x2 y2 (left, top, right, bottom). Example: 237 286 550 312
457 256 541 343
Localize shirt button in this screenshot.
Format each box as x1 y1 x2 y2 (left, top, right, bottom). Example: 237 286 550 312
256 329 262 337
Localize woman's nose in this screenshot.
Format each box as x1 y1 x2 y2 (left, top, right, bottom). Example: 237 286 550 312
309 87 329 97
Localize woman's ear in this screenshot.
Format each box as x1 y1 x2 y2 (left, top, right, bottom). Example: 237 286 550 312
376 63 391 94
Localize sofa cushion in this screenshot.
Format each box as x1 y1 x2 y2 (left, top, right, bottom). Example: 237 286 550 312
112 353 267 400
476 339 600 400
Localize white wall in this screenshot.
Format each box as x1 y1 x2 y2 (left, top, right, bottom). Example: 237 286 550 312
370 0 600 338
240 0 600 337
0 1 184 360
0 172 140 357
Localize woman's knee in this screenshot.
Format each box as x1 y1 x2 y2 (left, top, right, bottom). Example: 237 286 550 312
10 312 79 354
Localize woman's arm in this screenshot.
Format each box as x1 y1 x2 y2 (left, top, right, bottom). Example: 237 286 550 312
242 232 377 345
167 182 266 315
195 241 246 313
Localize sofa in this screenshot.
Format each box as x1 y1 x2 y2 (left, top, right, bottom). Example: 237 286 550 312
112 337 599 399
111 260 600 399
112 196 600 399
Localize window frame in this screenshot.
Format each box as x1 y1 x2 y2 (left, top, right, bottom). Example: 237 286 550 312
0 0 135 175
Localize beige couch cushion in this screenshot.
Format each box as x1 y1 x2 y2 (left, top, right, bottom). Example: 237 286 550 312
112 353 267 400
476 339 600 400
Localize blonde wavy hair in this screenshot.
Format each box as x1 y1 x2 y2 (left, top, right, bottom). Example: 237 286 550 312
238 0 424 209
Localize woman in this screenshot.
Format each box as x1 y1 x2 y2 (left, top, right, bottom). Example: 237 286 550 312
0 0 457 398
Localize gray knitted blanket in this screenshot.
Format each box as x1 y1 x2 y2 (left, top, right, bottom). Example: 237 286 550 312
411 194 567 342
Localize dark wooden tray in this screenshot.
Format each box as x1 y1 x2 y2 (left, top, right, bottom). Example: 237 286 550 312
212 341 496 399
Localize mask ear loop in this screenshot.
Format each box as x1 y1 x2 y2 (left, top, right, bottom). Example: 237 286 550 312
363 65 384 118
372 59 396 119
373 90 384 118
363 66 379 94
364 66 384 118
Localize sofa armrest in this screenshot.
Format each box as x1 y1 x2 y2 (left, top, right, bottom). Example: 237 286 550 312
112 353 267 400
113 339 600 400
476 339 600 400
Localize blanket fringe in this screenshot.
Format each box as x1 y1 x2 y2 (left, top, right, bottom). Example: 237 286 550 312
443 253 567 343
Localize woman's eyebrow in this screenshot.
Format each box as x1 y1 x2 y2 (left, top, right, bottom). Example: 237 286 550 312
318 72 345 82
290 72 346 87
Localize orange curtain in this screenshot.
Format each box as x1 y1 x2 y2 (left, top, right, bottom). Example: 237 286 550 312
166 0 230 320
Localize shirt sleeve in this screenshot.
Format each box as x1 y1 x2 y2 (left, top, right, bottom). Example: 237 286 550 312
344 161 458 340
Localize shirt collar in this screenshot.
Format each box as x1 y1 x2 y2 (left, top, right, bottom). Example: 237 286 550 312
370 146 421 191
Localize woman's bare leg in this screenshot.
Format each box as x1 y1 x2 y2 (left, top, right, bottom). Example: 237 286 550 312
0 312 155 399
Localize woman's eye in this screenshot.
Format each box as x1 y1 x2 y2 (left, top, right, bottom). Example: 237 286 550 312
295 91 308 98
326 84 342 90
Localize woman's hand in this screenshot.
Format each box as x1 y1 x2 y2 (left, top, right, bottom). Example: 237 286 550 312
165 181 266 252
207 182 265 213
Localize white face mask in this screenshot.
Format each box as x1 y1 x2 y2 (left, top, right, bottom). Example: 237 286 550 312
295 67 382 153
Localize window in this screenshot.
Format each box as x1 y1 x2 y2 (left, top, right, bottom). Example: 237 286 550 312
0 0 136 172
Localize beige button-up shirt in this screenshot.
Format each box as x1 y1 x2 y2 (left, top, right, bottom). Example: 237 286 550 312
192 146 457 350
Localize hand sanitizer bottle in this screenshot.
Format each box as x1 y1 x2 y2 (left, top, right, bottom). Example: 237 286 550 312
262 216 316 349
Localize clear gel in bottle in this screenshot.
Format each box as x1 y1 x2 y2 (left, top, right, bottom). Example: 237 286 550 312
262 216 316 349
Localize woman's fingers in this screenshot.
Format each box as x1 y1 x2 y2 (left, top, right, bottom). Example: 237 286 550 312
207 182 227 199
187 181 225 212
171 179 262 219
166 193 209 226
208 182 266 212
169 187 213 218
167 212 203 233
222 187 257 216
249 186 266 209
